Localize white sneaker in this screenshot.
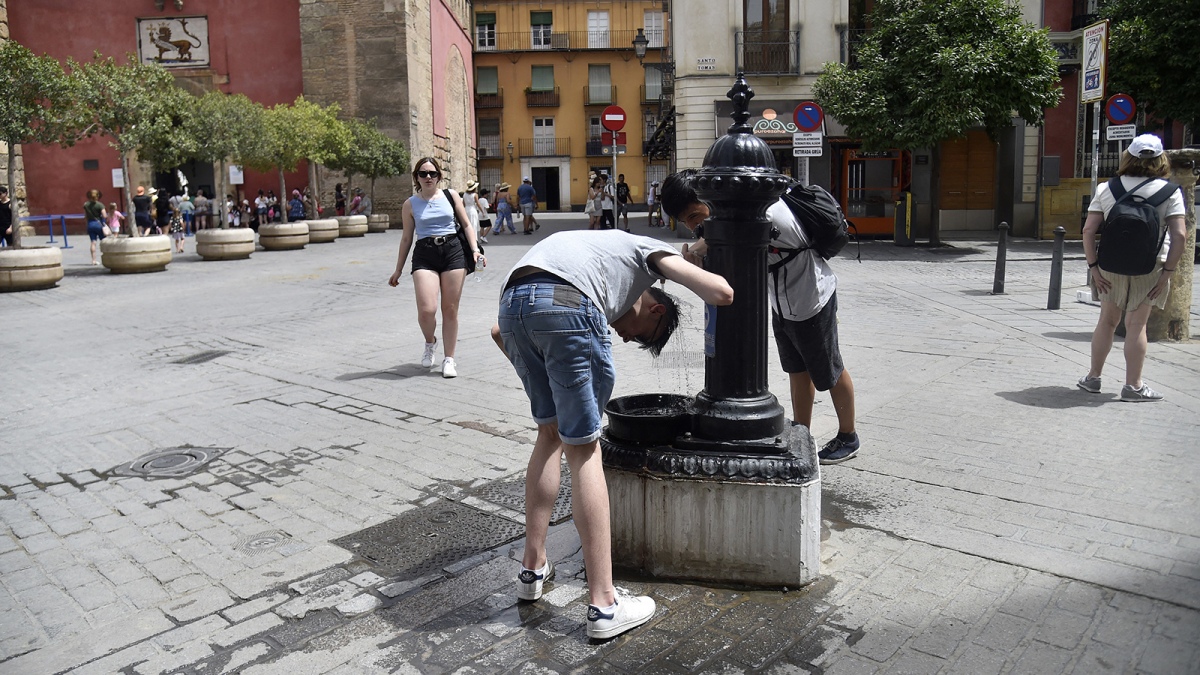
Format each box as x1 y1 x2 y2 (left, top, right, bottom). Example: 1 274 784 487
516 560 554 601
441 357 457 378
587 589 656 640
421 339 437 369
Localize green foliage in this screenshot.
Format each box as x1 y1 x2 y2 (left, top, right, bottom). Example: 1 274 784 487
814 0 1062 151
246 96 350 175
1102 0 1200 130
0 40 71 148
187 91 266 166
67 52 190 159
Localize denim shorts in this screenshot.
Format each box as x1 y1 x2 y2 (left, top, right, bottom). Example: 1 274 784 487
498 280 615 445
86 220 106 241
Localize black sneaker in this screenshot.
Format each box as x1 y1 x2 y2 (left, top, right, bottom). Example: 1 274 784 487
819 435 860 465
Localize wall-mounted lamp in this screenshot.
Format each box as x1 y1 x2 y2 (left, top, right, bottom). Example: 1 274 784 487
154 0 185 10
632 28 649 62
507 142 514 162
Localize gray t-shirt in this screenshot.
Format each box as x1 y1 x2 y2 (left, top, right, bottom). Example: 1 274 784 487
503 230 678 322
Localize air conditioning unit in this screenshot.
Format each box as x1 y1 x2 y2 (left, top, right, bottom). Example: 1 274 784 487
478 147 489 158
550 33 569 49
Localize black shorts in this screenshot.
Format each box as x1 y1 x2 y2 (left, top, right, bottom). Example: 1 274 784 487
771 292 844 391
411 235 466 274
479 218 492 229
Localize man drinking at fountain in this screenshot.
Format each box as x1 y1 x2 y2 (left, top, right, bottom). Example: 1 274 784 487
490 229 733 639
661 169 861 465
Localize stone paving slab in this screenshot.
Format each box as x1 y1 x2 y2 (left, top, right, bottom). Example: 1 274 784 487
1 217 1198 673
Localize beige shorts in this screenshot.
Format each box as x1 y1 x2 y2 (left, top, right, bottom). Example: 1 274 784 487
1090 263 1170 311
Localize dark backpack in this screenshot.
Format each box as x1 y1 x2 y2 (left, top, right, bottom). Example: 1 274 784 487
1098 177 1177 276
769 181 857 271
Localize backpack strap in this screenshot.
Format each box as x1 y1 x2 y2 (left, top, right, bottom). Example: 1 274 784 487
1145 181 1180 207
1108 177 1156 208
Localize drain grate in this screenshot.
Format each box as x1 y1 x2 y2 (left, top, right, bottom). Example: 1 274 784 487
332 501 524 579
173 350 231 365
236 529 293 555
469 463 573 525
109 446 228 479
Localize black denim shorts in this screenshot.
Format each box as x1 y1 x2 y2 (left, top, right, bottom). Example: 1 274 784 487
771 292 844 391
411 235 466 274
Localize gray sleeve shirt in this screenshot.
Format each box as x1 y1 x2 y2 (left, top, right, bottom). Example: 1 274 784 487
502 230 678 323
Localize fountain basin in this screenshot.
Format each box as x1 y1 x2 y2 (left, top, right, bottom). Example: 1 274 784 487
605 394 692 445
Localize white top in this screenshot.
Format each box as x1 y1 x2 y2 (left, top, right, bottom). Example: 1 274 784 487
601 183 615 210
463 192 479 230
1088 176 1186 261
766 199 837 322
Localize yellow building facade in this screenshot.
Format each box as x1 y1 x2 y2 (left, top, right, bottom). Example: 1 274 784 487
472 0 672 211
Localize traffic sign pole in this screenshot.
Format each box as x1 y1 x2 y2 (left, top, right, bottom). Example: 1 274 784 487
602 106 627 203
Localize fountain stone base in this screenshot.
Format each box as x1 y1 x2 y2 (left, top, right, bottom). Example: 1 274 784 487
601 394 821 589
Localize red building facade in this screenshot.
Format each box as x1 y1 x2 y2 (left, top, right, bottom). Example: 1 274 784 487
10 0 308 219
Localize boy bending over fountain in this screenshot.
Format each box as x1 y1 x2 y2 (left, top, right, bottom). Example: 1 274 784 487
490 229 734 640
661 169 861 465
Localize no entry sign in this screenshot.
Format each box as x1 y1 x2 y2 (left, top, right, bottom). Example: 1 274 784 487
1105 93 1135 125
602 105 626 132
793 101 824 133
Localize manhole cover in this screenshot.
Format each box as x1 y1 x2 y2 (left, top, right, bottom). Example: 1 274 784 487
470 463 573 525
173 350 231 365
110 446 228 478
237 529 292 555
332 501 523 579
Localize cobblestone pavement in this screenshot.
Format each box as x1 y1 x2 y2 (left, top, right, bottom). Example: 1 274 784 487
2 215 1198 674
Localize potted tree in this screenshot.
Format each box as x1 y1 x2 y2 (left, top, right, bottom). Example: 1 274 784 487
187 91 264 259
69 53 189 273
0 40 71 292
362 124 409 232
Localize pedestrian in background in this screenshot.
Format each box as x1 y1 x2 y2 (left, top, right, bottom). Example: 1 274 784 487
1079 134 1187 402
587 176 603 230
335 183 346 216
616 173 632 232
179 194 194 234
647 180 661 227
133 186 153 236
155 189 173 235
388 157 485 378
169 205 185 253
83 189 108 265
107 202 125 236
494 182 515 234
0 186 11 247
193 190 210 230
463 180 481 239
599 174 616 230
287 189 306 221
518 176 537 235
476 188 493 244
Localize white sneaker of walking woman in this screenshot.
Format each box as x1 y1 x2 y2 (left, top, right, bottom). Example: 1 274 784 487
421 338 437 369
441 357 457 378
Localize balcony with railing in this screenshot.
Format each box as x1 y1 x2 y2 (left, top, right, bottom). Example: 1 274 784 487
584 85 617 106
474 89 503 108
477 136 502 160
525 87 560 107
1071 0 1106 30
476 29 645 52
839 28 867 68
735 31 801 75
518 137 571 157
640 83 664 105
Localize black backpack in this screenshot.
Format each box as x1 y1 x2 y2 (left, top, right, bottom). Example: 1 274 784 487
1098 177 1178 276
769 181 857 269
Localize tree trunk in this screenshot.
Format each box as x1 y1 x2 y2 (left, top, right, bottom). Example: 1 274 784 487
929 143 942 247
370 176 377 205
216 159 228 229
9 143 21 249
308 161 320 217
122 152 139 239
278 168 289 223
1147 148 1198 342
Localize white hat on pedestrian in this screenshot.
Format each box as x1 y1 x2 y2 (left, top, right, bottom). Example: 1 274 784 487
1127 134 1164 158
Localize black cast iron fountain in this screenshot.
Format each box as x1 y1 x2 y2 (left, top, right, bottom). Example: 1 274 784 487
601 75 820 588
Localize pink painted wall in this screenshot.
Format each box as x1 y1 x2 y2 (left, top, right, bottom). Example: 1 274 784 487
10 0 307 221
430 0 475 145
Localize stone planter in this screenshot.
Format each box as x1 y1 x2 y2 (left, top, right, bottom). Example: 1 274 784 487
100 235 172 274
195 228 255 260
336 215 368 237
307 218 339 244
367 214 390 232
258 221 310 250
0 246 64 292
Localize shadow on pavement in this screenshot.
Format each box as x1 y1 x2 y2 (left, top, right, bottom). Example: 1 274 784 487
1042 331 1094 342
996 386 1113 408
336 365 434 380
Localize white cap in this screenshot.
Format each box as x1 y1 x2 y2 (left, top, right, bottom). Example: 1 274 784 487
1128 134 1164 158
522 176 531 182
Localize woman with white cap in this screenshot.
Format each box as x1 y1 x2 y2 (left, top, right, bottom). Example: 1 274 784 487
1078 133 1187 402
463 179 482 241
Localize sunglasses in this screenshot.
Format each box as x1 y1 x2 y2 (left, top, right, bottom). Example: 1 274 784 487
417 171 440 179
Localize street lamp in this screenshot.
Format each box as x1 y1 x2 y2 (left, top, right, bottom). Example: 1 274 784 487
632 28 649 61
506 142 514 162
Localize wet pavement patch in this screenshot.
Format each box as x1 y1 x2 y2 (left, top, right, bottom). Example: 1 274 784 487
332 500 524 580
109 446 229 479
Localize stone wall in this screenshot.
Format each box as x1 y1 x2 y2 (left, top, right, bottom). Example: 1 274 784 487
0 0 27 222
300 0 416 218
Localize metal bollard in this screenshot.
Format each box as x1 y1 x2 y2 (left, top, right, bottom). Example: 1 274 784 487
1047 226 1065 310
992 222 1009 295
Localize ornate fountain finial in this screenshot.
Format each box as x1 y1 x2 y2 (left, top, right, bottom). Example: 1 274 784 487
726 73 754 135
